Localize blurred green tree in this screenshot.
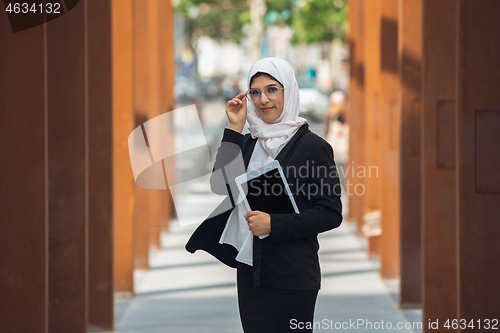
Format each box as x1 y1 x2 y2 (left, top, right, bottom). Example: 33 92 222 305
175 0 249 45
290 0 347 44
175 0 347 45
174 0 347 73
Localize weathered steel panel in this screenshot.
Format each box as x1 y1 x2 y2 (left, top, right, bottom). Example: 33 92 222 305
457 0 500 326
437 100 456 169
422 0 458 330
133 0 151 270
399 0 423 308
363 0 382 258
348 0 366 236
112 0 135 294
0 14 48 333
87 0 114 329
379 0 400 279
475 111 500 193
47 1 88 331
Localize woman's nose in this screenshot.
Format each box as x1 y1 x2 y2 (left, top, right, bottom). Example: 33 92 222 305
260 92 270 104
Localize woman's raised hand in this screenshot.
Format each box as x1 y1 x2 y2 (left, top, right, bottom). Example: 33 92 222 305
226 92 247 133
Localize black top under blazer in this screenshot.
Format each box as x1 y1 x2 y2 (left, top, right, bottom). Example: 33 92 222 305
185 123 343 290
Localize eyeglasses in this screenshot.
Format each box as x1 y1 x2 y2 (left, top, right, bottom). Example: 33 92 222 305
246 85 284 103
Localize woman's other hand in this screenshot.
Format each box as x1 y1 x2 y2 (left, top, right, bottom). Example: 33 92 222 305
244 210 271 236
226 92 247 133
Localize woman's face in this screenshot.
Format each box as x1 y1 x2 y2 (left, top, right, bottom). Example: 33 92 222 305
250 75 284 123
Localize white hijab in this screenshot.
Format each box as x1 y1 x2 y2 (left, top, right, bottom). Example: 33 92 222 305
219 58 307 266
246 57 308 159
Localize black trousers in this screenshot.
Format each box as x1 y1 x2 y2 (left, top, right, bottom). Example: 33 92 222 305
236 262 318 333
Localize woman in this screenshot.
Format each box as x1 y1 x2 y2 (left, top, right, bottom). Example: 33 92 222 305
186 57 343 332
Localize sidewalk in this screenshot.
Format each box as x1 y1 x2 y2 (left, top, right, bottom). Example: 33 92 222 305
105 197 422 333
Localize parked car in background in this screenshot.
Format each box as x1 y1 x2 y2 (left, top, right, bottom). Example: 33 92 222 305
221 76 240 102
200 76 223 100
297 80 330 122
175 74 203 103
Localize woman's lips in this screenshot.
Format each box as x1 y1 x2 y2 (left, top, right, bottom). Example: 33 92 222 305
261 107 273 113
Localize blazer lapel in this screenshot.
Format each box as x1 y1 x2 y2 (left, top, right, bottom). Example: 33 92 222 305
242 136 258 169
275 123 311 166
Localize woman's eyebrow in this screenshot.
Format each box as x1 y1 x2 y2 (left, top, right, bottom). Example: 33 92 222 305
251 84 279 90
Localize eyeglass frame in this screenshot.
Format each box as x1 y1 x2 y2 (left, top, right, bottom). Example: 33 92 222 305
246 85 285 103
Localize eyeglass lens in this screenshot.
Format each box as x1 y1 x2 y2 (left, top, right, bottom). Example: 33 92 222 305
248 86 281 102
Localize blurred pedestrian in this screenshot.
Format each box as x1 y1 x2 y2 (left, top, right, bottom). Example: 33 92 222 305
324 90 349 190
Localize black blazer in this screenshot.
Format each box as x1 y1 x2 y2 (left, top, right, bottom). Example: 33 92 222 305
185 123 343 290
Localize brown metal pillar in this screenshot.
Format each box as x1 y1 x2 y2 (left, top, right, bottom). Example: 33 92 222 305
87 0 114 329
133 0 150 270
159 0 176 234
347 0 365 234
347 0 366 236
456 0 500 328
422 0 457 330
398 0 422 308
47 2 88 331
147 0 161 250
363 0 382 258
0 19 48 333
379 0 400 279
112 0 135 294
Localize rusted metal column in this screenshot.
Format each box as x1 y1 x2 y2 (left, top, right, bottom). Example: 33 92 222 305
456 0 500 327
133 0 150 270
422 0 457 330
0 19 48 333
363 0 382 258
347 0 366 236
112 0 135 294
87 0 114 329
147 0 161 250
47 2 87 331
398 0 422 308
379 0 400 279
159 0 176 234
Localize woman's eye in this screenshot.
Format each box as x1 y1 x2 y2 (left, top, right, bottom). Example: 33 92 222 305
251 90 259 95
268 87 278 92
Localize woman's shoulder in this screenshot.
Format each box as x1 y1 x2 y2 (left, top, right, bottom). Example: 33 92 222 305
293 130 334 161
300 130 331 148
